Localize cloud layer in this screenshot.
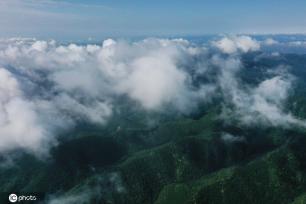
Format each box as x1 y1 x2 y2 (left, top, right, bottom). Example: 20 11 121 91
212 36 260 54
0 36 304 155
0 68 49 154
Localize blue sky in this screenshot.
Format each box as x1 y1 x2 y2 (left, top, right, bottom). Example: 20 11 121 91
0 0 306 40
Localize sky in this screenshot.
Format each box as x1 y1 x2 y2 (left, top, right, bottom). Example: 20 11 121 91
0 0 306 40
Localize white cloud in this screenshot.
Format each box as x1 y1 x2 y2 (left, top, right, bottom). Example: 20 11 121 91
0 38 213 111
0 68 51 155
115 53 189 110
0 36 304 156
221 133 245 143
241 75 305 127
254 76 291 104
214 55 306 128
0 38 215 154
48 190 93 204
288 41 306 47
213 37 237 54
213 36 260 54
263 38 279 45
47 172 125 204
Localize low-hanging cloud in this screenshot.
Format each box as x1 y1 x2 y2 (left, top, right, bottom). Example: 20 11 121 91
215 55 306 128
0 37 214 154
47 172 125 204
213 35 260 54
0 68 51 155
0 35 304 156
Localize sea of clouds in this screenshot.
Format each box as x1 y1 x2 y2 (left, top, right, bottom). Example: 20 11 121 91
0 35 304 156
